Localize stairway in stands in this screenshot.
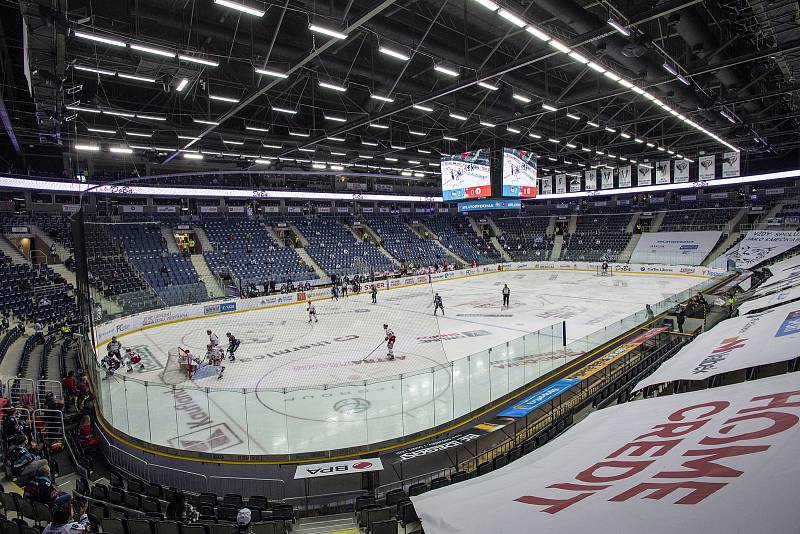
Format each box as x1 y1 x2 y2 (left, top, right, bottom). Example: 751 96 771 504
294 513 358 533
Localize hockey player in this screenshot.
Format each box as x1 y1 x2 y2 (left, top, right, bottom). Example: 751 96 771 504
383 324 396 360
331 285 339 302
207 343 226 379
107 336 122 359
226 333 240 362
123 347 145 372
433 293 444 316
601 261 609 275
502 284 510 308
371 284 377 304
207 329 220 348
307 302 318 323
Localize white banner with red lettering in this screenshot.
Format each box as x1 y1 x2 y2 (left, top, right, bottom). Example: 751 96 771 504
412 372 800 534
634 304 800 391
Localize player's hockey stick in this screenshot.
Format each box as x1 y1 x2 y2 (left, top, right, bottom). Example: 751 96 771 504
360 340 387 361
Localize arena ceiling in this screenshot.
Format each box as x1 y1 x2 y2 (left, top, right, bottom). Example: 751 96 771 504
0 0 799 181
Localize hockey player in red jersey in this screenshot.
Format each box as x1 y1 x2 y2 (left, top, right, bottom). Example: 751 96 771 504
383 324 396 360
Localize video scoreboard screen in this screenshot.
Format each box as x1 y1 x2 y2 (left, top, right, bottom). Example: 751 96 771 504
441 149 491 201
501 148 537 198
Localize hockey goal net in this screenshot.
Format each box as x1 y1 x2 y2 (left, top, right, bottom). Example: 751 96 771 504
159 347 191 385
595 264 613 277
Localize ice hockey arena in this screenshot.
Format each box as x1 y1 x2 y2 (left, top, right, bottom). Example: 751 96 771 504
0 0 799 533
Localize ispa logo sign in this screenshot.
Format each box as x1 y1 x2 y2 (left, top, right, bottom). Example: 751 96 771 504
293 458 384 479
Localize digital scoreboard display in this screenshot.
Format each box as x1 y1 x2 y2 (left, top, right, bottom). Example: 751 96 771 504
501 148 537 198
441 149 491 201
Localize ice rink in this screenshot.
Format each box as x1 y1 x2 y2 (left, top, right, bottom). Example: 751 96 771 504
102 268 706 455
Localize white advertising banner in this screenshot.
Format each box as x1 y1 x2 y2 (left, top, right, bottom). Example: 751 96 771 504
555 174 567 194
541 176 552 195
698 155 715 180
738 284 800 315
655 161 671 184
584 170 597 191
615 166 630 188
722 152 740 178
756 256 800 292
635 304 800 390
199 205 219 213
629 231 722 266
673 159 690 183
636 165 652 186
62 204 80 214
569 175 581 193
294 458 383 479
122 205 144 213
413 372 800 534
156 205 178 213
724 230 800 269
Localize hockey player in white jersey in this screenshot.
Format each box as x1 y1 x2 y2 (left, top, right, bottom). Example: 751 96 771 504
383 324 396 360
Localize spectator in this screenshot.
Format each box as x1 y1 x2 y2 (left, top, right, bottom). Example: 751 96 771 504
646 304 654 321
2 406 26 441
77 415 98 452
7 433 48 485
24 464 64 503
236 508 252 534
63 371 78 406
44 391 65 412
42 494 91 534
166 491 200 523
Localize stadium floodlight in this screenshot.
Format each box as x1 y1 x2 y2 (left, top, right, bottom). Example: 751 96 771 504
607 17 630 37
214 0 265 17
308 24 348 40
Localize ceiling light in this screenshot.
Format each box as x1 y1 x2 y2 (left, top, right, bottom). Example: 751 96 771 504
255 68 289 78
401 171 412 176
563 160 573 164
586 121 599 127
74 31 126 47
87 128 115 134
312 163 326 169
603 71 621 81
449 112 468 120
667 149 675 155
175 78 189 92
607 17 630 37
548 138 559 144
75 144 100 151
507 126 520 133
370 123 389 129
177 135 200 140
308 24 348 40
541 103 558 112
547 157 557 162
646 142 655 147
130 44 174 57
631 85 645 94
657 146 666 151
634 138 644 143
587 62 606 73
408 160 420 164
385 157 398 162
272 106 298 114
619 156 627 161
289 131 310 137
607 154 616 159
604 127 616 133
390 145 406 150
178 55 219 67
136 114 166 121
223 139 244 145
118 73 157 83
359 154 373 159
566 113 580 120
662 63 678 76
209 94 239 103
298 148 316 152
245 125 269 132
566 143 577 148
472 0 499 11
109 147 133 154
513 94 531 103
498 9 526 27
125 131 152 137
434 64 459 77
330 165 344 171
103 110 133 117
479 121 495 128
214 0 265 17
478 81 499 91
568 51 589 64
620 132 631 139
676 74 690 86
443 136 458 141
720 109 736 123
547 39 570 54
418 149 431 154
262 143 282 149
581 147 591 152
525 26 550 41
618 79 634 88
370 93 394 103
412 103 433 112
324 115 346 122
319 81 347 92
362 140 378 146
254 159 272 165
74 65 115 76
378 46 410 61
330 151 346 156
409 129 426 136
183 153 203 160
326 137 345 142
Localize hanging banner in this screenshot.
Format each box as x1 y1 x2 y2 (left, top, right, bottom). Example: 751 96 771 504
262 205 280 213
569 175 581 193
635 305 800 390
121 205 144 213
722 230 800 269
636 165 652 186
655 160 671 184
698 155 715 180
722 151 741 178
412 372 800 534
673 159 690 183
156 205 178 213
540 176 552 195
584 170 597 191
227 206 245 213
629 230 722 265
375 184 393 192
555 174 567 194
615 166 629 188
316 206 332 213
199 206 219 213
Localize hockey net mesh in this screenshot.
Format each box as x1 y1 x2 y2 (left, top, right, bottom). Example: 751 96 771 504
160 347 189 385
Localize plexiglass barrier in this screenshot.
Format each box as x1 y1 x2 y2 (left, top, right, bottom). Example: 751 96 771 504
85 273 723 457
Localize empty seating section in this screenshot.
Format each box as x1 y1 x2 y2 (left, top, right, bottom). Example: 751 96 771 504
302 217 394 278
203 218 316 284
561 214 631 262
659 201 741 230
495 216 552 261
366 216 446 267
425 215 501 264
0 213 73 249
0 250 76 325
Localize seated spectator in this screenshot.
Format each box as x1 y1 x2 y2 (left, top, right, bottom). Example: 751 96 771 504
42 494 90 534
2 406 26 441
77 415 98 452
24 464 64 503
7 433 48 485
44 391 65 412
62 371 78 407
166 491 200 523
236 508 252 534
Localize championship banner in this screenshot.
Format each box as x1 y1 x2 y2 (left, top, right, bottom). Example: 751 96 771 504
636 164 652 186
635 303 800 390
555 174 567 194
738 284 800 315
541 175 553 195
698 155 715 180
413 372 800 534
569 175 581 193
722 151 740 178
723 230 800 269
584 170 597 191
629 230 721 265
615 166 630 188
655 161 671 184
673 159 690 183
